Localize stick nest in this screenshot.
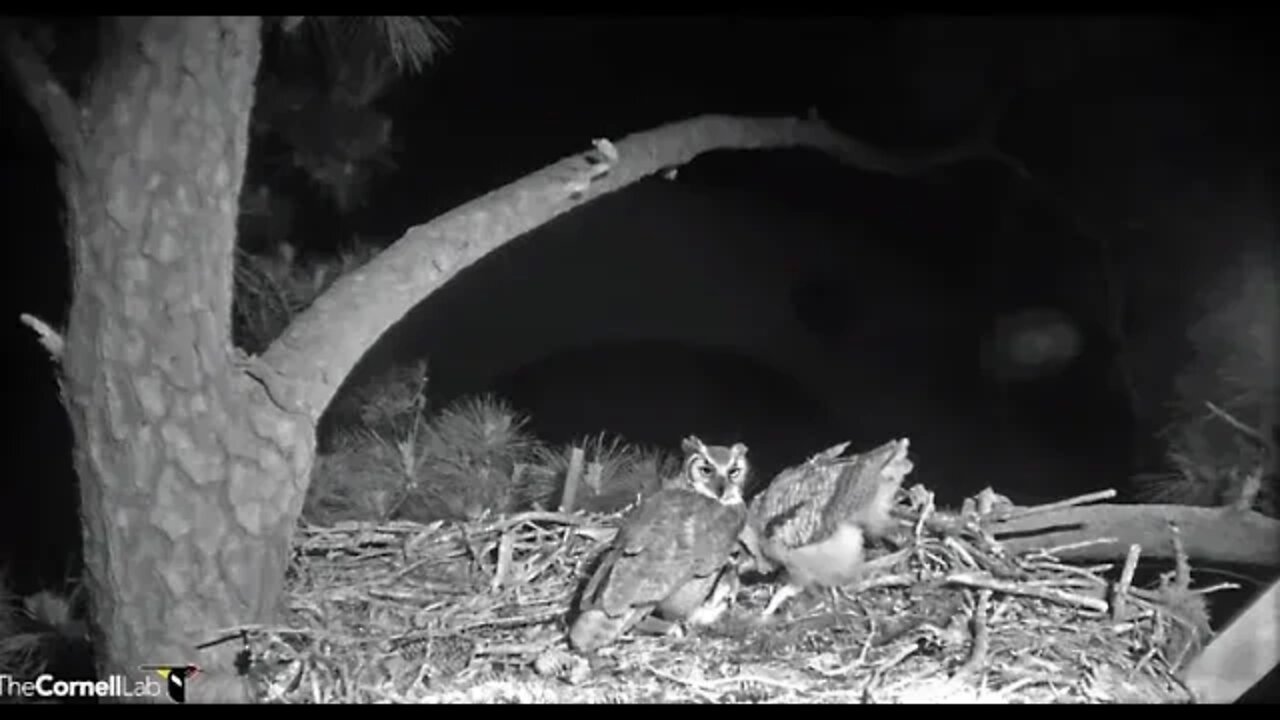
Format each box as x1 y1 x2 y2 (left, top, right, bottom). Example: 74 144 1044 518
233 488 1215 704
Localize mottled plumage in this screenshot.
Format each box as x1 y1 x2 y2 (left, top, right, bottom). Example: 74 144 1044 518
741 438 913 618
569 437 748 652
656 561 741 627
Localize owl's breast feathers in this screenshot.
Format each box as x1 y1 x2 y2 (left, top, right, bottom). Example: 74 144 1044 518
582 488 747 618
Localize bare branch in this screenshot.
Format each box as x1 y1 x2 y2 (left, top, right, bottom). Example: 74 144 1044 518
806 98 1008 177
1 26 82 163
993 488 1117 523
1203 400 1270 448
260 111 1024 424
19 312 65 361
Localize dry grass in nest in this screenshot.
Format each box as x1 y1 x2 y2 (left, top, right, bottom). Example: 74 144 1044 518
231 489 1216 704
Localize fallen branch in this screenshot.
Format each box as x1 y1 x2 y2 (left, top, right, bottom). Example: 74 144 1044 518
989 503 1280 567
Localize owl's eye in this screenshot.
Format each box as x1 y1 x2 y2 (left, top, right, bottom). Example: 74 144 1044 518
695 463 714 478
727 466 741 479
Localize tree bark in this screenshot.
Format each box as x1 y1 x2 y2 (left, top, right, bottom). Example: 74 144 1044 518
23 17 309 703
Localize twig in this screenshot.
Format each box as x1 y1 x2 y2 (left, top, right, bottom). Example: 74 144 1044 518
946 572 1109 613
19 312 65 361
456 521 488 578
853 572 916 592
1026 537 1120 560
1169 522 1192 591
1112 544 1142 621
512 547 561 586
1000 674 1055 697
703 673 807 694
213 623 372 644
646 663 808 698
862 639 921 699
943 537 979 569
1204 400 1269 447
475 641 553 657
1190 582 1241 596
1021 560 1111 587
479 510 590 534
642 664 721 701
456 605 566 632
559 447 586 513
957 589 991 676
490 530 515 592
911 486 936 540
994 489 1117 523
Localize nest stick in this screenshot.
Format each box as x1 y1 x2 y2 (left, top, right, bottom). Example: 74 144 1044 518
1112 543 1142 621
491 530 515 592
947 571 1109 613
995 489 1117 523
559 447 586 513
958 589 992 676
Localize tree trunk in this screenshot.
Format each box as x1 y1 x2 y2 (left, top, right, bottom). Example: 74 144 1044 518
50 17 309 703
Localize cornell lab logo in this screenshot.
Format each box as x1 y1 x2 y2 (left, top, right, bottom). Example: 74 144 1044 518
139 665 200 703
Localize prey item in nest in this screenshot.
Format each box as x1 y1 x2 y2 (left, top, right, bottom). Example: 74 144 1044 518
740 438 913 620
568 437 749 652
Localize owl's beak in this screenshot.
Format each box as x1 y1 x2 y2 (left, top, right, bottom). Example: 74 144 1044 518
720 481 744 506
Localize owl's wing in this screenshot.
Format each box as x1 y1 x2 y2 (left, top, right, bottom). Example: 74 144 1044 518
819 439 911 537
751 439 910 552
749 462 838 552
582 490 742 617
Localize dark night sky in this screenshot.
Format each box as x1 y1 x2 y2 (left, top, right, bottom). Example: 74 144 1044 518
2 16 1276 593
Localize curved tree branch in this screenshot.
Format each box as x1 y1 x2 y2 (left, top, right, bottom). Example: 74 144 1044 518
260 111 1009 424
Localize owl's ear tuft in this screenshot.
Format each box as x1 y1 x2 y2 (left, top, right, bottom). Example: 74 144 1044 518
730 443 748 459
682 436 704 455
